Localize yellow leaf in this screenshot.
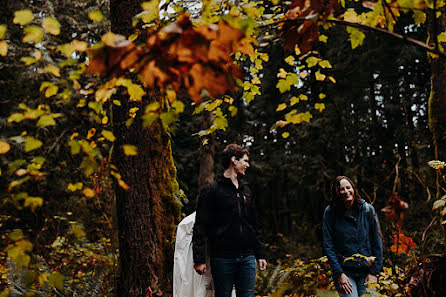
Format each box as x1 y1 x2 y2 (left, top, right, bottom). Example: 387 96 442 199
172 100 185 113
36 115 56 127
101 130 116 142
58 43 74 57
315 71 326 81
290 96 299 106
0 24 7 39
0 140 11 154
319 60 332 68
127 83 145 101
328 76 336 83
282 132 290 138
276 103 287 111
343 9 361 23
70 224 86 240
45 85 59 98
67 182 83 191
129 32 139 41
306 56 320 67
118 179 130 190
251 77 261 84
21 56 36 65
72 40 88 52
299 71 309 78
42 17 60 35
22 26 43 43
277 68 287 78
0 40 8 57
87 128 96 139
315 103 326 112
122 145 138 156
299 94 308 101
166 89 176 103
13 10 34 26
44 65 61 77
319 34 328 43
48 271 65 292
319 93 326 99
294 45 301 55
24 137 42 152
88 11 104 22
284 55 295 65
83 188 95 198
24 197 43 212
95 87 115 103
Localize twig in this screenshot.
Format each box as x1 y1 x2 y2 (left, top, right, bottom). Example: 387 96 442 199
259 18 446 58
392 156 402 194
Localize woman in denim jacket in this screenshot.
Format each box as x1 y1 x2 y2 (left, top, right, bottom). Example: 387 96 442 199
323 176 383 297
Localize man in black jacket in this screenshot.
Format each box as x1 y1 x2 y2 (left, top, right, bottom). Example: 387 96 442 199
193 144 267 297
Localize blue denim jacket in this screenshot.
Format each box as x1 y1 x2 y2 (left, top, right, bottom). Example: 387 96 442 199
322 199 383 277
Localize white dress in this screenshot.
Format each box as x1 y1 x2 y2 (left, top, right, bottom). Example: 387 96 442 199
173 212 236 297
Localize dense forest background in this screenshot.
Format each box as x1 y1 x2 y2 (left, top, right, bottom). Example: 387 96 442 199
1 0 445 296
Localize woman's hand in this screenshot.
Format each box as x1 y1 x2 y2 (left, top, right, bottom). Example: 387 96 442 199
258 259 267 271
338 273 353 294
365 274 378 284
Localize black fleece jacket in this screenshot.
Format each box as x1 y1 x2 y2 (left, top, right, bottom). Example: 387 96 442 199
192 174 266 264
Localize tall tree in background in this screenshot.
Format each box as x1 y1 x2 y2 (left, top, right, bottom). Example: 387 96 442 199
109 0 181 295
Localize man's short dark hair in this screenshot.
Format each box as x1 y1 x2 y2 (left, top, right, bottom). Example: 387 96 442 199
222 144 249 169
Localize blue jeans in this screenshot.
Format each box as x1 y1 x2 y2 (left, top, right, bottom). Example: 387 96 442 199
334 273 375 297
210 255 256 297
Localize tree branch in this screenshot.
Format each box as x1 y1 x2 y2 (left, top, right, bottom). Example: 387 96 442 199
260 18 446 58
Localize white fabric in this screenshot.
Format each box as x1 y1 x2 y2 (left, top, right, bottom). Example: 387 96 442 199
173 212 235 297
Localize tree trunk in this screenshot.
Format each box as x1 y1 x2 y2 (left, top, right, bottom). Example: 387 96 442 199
428 7 446 197
110 1 181 295
198 110 215 191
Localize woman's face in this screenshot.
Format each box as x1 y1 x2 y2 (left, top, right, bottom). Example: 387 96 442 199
339 178 354 209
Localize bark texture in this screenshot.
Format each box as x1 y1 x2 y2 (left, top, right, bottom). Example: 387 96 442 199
110 1 181 295
428 7 446 198
198 110 215 191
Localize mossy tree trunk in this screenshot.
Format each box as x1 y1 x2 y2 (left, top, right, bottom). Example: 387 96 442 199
428 7 446 197
110 1 181 295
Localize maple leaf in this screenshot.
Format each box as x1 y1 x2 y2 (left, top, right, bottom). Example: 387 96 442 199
390 231 416 255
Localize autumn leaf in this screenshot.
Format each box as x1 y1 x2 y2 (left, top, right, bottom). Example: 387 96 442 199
0 140 11 154
315 71 326 81
67 182 83 191
83 188 95 198
88 11 104 22
44 65 61 77
14 10 34 26
390 231 416 255
72 40 88 52
59 43 74 57
282 132 290 138
36 115 56 127
276 103 287 111
0 40 8 57
0 25 6 39
315 103 325 112
22 26 44 43
101 130 116 142
24 197 43 212
122 145 138 156
277 68 287 78
42 17 60 35
24 137 43 152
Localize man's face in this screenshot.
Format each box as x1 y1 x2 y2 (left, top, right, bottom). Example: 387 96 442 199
234 154 249 175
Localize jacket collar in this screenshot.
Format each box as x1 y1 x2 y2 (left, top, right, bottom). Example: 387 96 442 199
216 173 246 188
